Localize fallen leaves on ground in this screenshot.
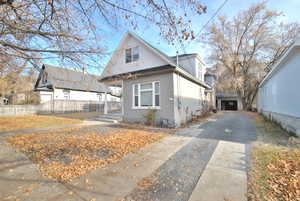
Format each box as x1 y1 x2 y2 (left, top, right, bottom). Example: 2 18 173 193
7 129 166 182
0 115 82 132
137 176 157 189
248 146 300 201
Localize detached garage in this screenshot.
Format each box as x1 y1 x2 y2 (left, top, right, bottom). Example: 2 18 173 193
216 93 243 111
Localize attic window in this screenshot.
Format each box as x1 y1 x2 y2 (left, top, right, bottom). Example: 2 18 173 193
125 47 139 63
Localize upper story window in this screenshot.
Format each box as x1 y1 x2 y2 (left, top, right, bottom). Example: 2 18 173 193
125 47 139 63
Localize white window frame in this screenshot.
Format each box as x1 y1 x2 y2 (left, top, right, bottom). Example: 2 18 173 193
132 81 160 109
125 46 139 63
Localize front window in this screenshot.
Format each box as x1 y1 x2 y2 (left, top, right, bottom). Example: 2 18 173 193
133 81 160 108
125 47 139 63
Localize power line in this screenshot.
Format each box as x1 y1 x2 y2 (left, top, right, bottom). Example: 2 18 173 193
184 0 229 49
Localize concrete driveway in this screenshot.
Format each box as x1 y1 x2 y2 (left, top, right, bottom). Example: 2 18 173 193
123 112 257 201
0 112 257 201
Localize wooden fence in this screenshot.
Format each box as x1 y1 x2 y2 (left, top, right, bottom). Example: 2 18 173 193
0 100 121 117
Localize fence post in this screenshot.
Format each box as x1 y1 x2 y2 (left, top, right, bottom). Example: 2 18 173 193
104 92 108 114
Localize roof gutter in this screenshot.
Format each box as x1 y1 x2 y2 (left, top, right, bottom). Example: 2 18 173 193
100 65 211 89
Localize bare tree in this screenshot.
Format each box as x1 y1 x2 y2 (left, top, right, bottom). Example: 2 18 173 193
206 2 300 110
0 0 207 72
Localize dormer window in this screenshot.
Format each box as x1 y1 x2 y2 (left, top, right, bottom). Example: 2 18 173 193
125 47 139 63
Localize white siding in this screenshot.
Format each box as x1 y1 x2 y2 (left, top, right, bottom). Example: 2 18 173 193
173 73 206 126
102 34 169 78
39 91 53 103
258 49 300 117
40 89 119 102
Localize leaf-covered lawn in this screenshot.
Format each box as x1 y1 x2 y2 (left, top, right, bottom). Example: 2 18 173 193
7 129 166 182
0 115 82 132
249 146 300 201
249 113 300 201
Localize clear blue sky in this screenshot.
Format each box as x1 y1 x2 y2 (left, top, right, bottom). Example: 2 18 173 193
83 0 300 74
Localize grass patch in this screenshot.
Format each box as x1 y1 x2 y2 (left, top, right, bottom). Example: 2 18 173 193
7 129 166 182
248 146 300 201
0 115 82 132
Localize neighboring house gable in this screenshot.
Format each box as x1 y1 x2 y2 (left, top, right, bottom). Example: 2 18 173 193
35 64 109 93
35 64 119 103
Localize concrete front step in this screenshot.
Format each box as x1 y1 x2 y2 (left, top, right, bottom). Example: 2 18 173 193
95 117 119 123
95 113 123 123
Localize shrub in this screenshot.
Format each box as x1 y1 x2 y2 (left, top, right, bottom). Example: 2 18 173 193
144 109 157 126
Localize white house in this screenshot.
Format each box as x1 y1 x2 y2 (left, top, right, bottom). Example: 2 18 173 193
35 64 120 103
258 39 300 136
100 32 212 127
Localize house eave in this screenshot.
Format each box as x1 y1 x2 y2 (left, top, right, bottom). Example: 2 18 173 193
100 65 211 89
259 42 300 88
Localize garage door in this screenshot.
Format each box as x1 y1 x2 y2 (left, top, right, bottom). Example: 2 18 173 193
221 100 238 111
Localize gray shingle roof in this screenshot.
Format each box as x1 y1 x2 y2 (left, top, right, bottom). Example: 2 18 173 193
36 64 109 93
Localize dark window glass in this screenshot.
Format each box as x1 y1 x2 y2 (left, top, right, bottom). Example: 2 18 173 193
155 95 159 106
132 47 139 61
125 48 132 63
134 96 139 106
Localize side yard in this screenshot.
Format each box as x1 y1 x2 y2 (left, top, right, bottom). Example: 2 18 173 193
248 113 300 201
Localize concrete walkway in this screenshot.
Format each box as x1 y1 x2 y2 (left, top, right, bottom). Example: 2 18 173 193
188 141 247 201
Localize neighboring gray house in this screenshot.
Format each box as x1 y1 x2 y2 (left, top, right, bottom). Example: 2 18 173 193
258 39 300 136
35 64 119 103
100 32 211 127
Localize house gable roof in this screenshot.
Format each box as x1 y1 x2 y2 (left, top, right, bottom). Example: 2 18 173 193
259 39 300 87
35 64 109 93
100 32 177 79
100 32 211 89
